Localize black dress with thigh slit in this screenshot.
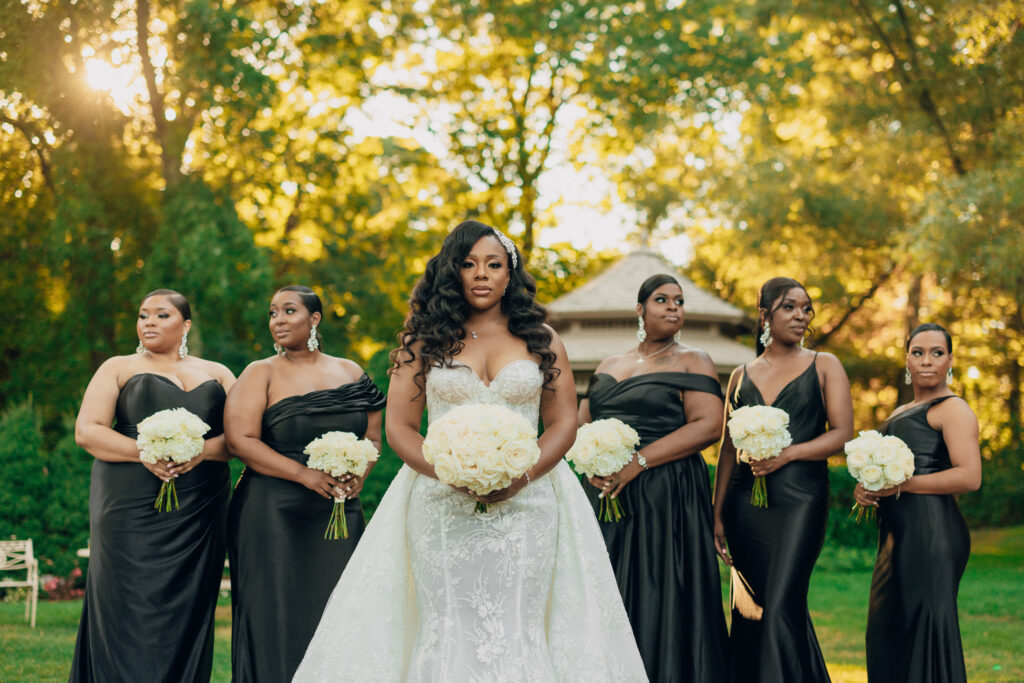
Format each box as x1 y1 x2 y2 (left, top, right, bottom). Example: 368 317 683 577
722 356 832 683
227 374 385 683
865 396 970 683
586 371 730 683
70 373 229 683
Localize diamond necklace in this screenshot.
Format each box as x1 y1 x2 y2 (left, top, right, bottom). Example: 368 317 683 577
636 339 677 363
469 318 501 340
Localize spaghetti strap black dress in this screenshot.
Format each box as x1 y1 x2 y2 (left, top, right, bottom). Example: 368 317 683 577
586 371 730 682
865 396 970 683
722 356 831 683
227 374 385 683
69 373 229 683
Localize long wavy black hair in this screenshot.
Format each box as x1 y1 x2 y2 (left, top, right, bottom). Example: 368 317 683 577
756 276 814 355
389 220 558 396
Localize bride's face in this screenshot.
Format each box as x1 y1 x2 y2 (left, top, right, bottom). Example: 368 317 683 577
137 295 189 354
459 235 511 312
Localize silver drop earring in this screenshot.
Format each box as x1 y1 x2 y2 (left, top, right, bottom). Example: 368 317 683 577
273 343 284 356
636 316 646 342
178 332 189 359
136 341 145 354
946 367 953 385
759 320 772 349
307 324 320 352
905 368 912 385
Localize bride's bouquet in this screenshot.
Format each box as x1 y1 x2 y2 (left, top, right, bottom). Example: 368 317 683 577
727 405 793 508
305 431 379 539
136 407 211 512
844 430 915 522
565 418 640 522
421 404 540 513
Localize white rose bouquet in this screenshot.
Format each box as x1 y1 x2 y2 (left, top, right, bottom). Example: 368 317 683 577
421 404 541 513
565 418 641 522
304 431 380 539
727 405 793 508
844 429 915 522
136 407 211 512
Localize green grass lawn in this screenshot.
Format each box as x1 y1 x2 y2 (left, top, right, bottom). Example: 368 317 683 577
3 528 1022 682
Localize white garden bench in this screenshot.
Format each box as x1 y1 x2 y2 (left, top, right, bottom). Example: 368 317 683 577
0 539 39 628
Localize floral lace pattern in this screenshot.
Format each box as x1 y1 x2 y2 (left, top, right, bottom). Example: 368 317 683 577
293 361 647 682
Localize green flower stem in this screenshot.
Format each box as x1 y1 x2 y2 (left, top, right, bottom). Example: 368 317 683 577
751 476 768 508
850 502 876 524
154 480 180 513
599 495 624 522
475 502 490 514
324 500 349 540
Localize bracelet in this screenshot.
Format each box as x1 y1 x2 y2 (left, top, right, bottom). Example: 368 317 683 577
524 471 532 485
636 452 648 470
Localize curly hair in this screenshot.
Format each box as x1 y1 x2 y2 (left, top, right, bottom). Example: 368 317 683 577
389 220 558 396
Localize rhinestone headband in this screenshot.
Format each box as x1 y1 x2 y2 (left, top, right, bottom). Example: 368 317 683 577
492 228 518 269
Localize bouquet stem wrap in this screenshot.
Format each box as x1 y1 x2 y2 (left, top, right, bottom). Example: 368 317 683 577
136 407 211 513
305 431 379 540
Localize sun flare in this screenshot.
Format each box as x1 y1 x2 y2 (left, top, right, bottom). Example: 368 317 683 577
83 57 145 114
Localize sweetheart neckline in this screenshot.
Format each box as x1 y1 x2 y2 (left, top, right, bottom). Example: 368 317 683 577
123 372 222 394
444 359 540 388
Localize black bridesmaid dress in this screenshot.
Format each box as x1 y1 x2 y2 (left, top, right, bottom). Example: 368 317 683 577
70 373 229 683
227 374 385 683
865 396 970 683
722 355 831 683
586 371 730 682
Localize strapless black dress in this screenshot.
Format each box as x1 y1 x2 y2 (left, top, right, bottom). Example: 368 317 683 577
227 374 385 683
722 357 831 683
69 373 229 683
586 371 730 682
866 396 970 683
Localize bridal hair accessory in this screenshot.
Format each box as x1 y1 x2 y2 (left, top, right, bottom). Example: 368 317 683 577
759 320 772 349
136 341 145 354
905 368 912 385
178 332 189 359
307 324 320 352
636 316 647 342
491 228 518 268
273 343 284 355
946 367 953 385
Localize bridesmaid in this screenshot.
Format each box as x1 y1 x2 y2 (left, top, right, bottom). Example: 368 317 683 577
578 273 729 681
712 277 854 683
70 289 235 682
224 285 385 682
856 323 981 683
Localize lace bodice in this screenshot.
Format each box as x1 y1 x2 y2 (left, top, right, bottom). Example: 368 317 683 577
426 359 543 427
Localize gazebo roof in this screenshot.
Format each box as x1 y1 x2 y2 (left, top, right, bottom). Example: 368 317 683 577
547 247 748 323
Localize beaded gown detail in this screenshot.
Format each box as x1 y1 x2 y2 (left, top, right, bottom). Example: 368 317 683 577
227 373 385 683
722 357 831 683
586 371 730 682
865 395 970 683
294 360 647 682
69 373 229 683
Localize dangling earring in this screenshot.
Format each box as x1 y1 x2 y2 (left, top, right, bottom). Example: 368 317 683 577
307 324 320 352
178 331 189 359
636 316 646 342
136 341 145 354
799 331 806 348
759 320 772 349
273 343 284 356
905 368 912 385
946 367 953 385
674 330 681 342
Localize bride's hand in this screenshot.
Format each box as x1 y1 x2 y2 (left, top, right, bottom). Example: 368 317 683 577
468 473 531 505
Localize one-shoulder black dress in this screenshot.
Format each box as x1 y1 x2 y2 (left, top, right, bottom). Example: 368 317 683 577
227 374 386 683
722 356 831 683
586 371 730 682
70 373 229 683
865 396 970 683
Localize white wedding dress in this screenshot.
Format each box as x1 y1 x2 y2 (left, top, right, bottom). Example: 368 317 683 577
293 360 647 682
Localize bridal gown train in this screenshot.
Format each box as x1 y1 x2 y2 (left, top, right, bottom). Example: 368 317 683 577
294 359 647 682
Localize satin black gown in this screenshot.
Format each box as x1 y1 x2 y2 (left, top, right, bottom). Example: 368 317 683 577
865 396 970 683
586 371 730 682
722 356 831 683
227 374 385 683
69 373 229 683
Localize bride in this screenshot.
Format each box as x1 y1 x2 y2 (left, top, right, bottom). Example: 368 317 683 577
294 221 646 681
